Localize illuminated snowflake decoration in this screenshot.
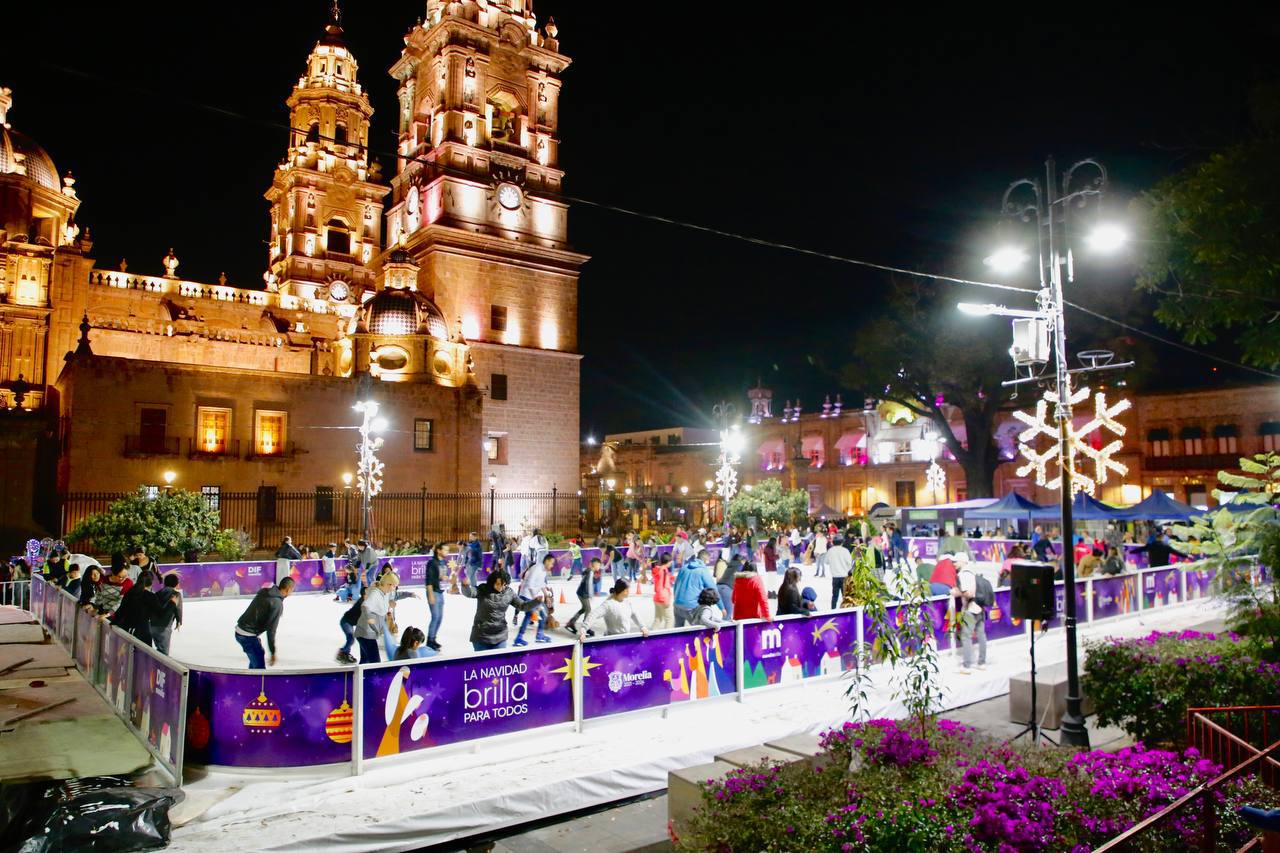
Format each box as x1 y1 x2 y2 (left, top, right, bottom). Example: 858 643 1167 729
357 445 384 497
1012 383 1130 495
715 457 739 503
926 460 946 496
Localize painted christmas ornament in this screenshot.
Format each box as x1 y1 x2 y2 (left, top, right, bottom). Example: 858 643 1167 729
186 706 211 750
325 700 354 744
243 677 281 733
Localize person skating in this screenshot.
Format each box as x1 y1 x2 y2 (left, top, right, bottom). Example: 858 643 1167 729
584 579 648 637
335 587 366 664
776 567 807 616
688 587 726 630
955 561 989 674
824 536 853 610
514 553 554 646
465 567 542 651
109 569 168 646
673 550 717 627
650 553 675 630
731 562 771 622
465 532 484 589
149 573 183 655
234 578 294 669
356 572 397 664
566 557 597 636
424 542 446 651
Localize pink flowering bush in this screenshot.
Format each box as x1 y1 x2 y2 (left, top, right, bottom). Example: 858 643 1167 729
681 718 1277 851
1083 629 1280 744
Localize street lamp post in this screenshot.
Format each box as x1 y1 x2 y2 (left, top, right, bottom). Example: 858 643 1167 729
488 473 497 529
976 156 1127 749
342 472 353 541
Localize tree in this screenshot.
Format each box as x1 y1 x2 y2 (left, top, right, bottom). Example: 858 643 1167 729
1135 82 1280 368
843 280 1012 497
68 487 233 558
725 478 808 528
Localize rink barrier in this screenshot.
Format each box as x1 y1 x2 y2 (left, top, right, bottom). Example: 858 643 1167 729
29 564 1232 778
142 541 733 601
29 574 190 782
1 579 29 607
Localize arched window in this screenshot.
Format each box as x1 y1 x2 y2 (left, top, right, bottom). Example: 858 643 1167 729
335 122 347 145
326 219 351 255
306 122 320 144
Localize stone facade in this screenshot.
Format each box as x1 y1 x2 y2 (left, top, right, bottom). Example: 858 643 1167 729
0 1 581 539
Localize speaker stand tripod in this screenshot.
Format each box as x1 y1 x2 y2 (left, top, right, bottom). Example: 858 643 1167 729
1011 623 1057 746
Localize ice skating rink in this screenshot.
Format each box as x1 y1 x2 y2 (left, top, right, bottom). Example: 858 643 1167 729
168 559 872 669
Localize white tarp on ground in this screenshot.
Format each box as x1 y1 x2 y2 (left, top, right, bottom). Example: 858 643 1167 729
168 598 1222 852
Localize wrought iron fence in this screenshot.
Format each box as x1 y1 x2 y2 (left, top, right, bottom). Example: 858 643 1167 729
60 488 723 552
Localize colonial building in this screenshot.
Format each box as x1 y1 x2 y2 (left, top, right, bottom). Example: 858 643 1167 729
587 381 1280 523
0 2 582 546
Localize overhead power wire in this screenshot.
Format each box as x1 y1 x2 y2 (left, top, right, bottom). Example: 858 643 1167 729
34 59 1280 381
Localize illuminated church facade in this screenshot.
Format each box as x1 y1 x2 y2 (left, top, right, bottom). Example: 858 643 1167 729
0 2 583 539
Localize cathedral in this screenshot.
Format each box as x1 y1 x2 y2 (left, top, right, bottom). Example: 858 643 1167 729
0 1 584 544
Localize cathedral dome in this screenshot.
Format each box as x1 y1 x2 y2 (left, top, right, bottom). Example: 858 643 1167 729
364 289 449 339
0 125 59 191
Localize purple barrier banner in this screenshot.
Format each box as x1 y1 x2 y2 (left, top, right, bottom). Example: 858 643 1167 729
1185 568 1218 601
1042 581 1090 631
583 628 736 715
361 644 575 759
30 573 45 625
100 626 131 715
152 560 277 598
906 538 1027 563
74 606 100 678
127 642 187 777
1091 575 1140 621
56 590 75 648
1123 545 1190 571
985 588 1025 642
185 669 354 768
864 599 951 658
44 581 61 641
742 612 858 689
1142 568 1181 608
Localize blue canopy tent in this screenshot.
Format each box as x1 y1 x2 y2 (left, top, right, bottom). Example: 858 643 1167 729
1029 492 1126 521
1112 489 1196 522
966 492 1048 520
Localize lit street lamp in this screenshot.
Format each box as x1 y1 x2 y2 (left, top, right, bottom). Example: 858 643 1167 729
162 470 176 491
342 472 353 540
969 156 1128 748
488 473 497 529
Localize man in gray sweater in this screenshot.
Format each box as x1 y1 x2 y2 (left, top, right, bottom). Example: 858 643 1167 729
234 578 294 668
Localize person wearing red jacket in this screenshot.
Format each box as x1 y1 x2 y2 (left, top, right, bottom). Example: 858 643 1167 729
731 565 771 622
650 553 675 630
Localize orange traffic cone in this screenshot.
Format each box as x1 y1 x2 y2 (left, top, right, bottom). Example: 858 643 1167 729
559 588 567 604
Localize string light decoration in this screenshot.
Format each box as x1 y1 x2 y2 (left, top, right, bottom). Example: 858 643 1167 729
926 460 946 499
1012 382 1130 495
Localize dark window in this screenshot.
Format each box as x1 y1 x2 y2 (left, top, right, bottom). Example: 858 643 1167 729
306 123 320 144
490 305 507 331
314 487 335 523
491 373 508 401
649 436 660 445
1179 426 1205 440
895 480 917 508
256 486 278 522
139 407 167 453
334 123 347 144
414 418 434 451
1212 424 1239 437
326 220 350 255
201 485 221 512
1147 428 1172 441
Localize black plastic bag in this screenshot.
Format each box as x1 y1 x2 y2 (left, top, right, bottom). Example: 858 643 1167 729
3 775 183 852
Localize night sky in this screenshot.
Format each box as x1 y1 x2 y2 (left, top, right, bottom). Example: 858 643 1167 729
10 7 1278 436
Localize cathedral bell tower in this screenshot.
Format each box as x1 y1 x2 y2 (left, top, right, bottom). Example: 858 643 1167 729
264 2 386 312
385 1 588 492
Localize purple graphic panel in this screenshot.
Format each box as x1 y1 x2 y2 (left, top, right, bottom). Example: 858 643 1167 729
361 644 575 760
184 669 354 768
864 599 951 657
905 538 1026 563
1042 581 1091 630
1141 568 1181 608
1091 575 1140 621
100 627 132 714
1124 545 1191 571
128 645 187 775
582 628 736 717
57 590 76 648
984 587 1025 642
30 573 46 625
74 607 100 678
1185 568 1218 600
742 612 858 689
151 560 278 598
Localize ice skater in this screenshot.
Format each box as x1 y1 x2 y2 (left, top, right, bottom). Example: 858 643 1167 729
234 577 294 669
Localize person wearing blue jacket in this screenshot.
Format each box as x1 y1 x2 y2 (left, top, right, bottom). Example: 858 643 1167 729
673 551 717 627
465 532 484 589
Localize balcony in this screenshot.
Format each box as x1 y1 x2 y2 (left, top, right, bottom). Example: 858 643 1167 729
188 438 240 459
123 435 180 457
1143 453 1239 472
247 441 298 461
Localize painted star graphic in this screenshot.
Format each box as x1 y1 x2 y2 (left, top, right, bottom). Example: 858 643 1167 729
811 618 839 643
549 655 601 680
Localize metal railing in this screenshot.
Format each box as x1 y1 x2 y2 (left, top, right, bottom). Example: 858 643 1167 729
1096 706 1280 851
123 435 181 457
0 580 30 608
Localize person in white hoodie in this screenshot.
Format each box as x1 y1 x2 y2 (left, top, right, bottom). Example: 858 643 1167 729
514 553 553 646
584 579 648 637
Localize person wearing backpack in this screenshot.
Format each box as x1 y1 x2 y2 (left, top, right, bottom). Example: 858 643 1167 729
955 556 989 674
